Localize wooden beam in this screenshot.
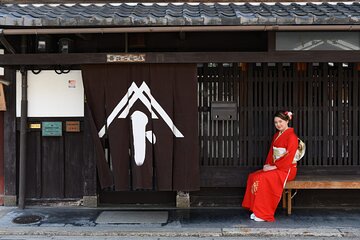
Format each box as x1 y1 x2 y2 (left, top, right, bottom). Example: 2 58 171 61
285 175 360 189
2 51 360 66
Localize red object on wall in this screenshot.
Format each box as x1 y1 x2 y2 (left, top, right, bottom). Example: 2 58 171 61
0 112 4 205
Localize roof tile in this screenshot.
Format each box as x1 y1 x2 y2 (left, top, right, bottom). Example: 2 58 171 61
0 2 359 27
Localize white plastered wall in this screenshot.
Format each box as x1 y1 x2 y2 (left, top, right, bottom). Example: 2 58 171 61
16 70 84 117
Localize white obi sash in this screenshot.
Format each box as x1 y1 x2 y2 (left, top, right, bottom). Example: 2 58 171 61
273 143 305 164
273 147 287 161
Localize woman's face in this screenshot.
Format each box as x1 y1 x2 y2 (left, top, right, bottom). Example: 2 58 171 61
274 117 289 132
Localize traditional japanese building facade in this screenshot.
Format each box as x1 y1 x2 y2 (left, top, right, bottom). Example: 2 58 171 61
0 1 360 207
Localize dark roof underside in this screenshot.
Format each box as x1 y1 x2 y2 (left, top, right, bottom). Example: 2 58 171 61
0 2 360 27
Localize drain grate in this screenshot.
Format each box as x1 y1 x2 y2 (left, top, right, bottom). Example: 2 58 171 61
12 215 42 224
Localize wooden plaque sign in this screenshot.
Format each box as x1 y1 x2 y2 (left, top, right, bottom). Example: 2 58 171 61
29 123 41 129
107 53 146 63
0 83 6 111
66 121 80 132
42 122 62 136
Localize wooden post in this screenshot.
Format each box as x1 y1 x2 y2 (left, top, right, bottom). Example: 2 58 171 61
287 189 292 215
18 67 27 209
282 191 287 209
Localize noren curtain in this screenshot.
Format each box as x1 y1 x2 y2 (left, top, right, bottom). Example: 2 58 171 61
82 64 199 191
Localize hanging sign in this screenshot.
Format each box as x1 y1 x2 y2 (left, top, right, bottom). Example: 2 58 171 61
0 83 6 111
107 54 146 63
66 121 80 132
42 122 62 136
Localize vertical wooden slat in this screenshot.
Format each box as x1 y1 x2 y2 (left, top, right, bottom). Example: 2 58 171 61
319 63 325 166
344 64 349 165
217 64 224 166
312 64 317 165
328 63 333 166
233 64 239 166
308 63 314 166
326 63 330 166
336 63 343 166
277 63 284 110
248 63 256 166
223 65 229 166
208 64 214 166
315 64 321 166
239 63 247 166
316 65 321 166
198 65 204 166
298 64 306 164
353 66 359 166
203 64 210 166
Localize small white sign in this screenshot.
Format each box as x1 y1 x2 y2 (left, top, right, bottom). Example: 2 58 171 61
107 54 146 63
68 79 76 88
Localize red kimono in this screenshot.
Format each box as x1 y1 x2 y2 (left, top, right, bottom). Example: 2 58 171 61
242 127 298 222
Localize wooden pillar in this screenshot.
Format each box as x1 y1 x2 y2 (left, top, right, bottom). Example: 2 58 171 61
18 68 27 209
3 68 16 206
82 104 98 207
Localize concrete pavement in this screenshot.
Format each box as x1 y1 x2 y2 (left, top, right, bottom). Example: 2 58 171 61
0 207 359 238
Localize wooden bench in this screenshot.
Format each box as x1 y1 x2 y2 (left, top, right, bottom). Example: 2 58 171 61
283 175 360 215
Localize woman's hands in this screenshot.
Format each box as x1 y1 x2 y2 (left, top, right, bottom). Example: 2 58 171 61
263 164 277 172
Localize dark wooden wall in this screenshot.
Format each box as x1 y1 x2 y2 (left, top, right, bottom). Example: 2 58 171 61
25 118 85 199
198 62 360 188
4 69 17 200
3 69 96 201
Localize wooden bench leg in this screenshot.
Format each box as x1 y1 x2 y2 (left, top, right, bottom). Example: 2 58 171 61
287 189 292 215
282 191 287 209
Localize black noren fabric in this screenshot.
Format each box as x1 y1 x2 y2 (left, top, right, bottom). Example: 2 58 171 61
82 64 199 191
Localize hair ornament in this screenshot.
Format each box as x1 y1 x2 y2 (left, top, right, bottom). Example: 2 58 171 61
285 111 293 120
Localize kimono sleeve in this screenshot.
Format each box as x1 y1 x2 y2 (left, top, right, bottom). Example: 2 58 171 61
274 134 298 171
265 134 276 165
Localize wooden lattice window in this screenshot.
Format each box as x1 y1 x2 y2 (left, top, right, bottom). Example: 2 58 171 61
198 63 360 167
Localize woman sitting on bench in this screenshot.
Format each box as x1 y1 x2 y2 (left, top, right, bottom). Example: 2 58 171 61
242 111 298 222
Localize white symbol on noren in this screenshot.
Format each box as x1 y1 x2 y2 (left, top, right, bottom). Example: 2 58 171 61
98 82 184 166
